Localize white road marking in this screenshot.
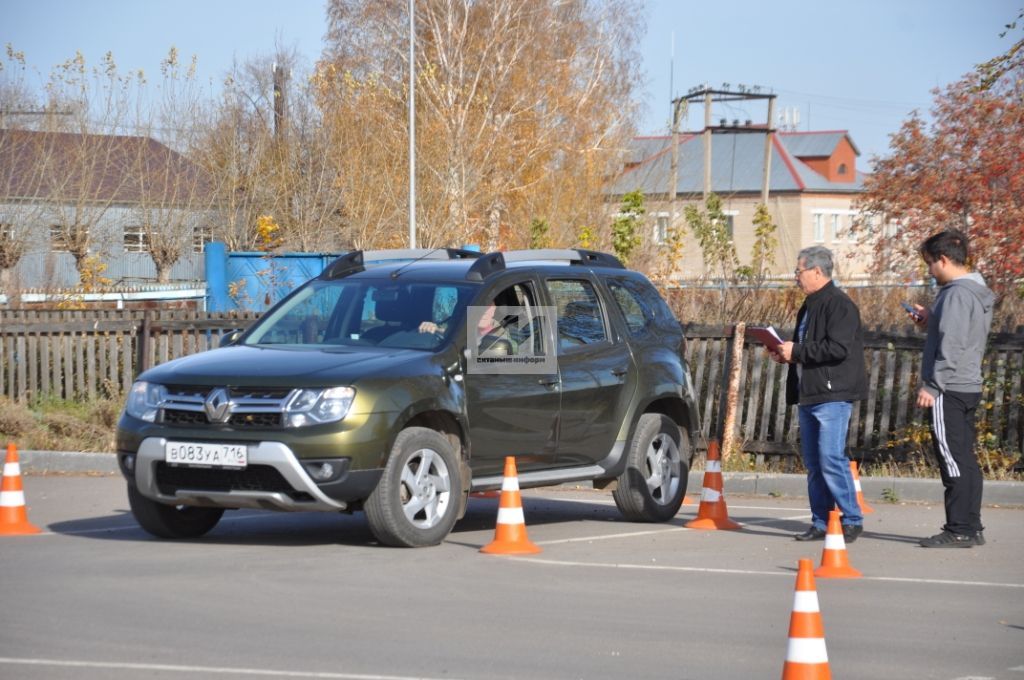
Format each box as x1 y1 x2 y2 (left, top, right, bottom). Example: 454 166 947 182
0 657 466 680
512 556 1024 589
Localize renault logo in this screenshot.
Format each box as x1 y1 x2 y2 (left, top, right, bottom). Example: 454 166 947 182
204 387 234 423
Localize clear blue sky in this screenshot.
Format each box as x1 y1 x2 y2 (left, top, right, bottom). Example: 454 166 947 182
1 0 1018 166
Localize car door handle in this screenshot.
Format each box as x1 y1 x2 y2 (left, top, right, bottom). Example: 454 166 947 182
538 377 559 387
611 367 629 377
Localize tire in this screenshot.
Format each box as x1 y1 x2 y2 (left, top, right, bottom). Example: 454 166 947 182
612 413 688 522
365 427 461 547
127 484 224 539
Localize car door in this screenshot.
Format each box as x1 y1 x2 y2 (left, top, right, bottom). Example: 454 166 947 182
543 276 637 466
463 277 561 477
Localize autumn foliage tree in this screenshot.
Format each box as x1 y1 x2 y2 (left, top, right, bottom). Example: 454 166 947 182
856 17 1024 296
320 0 643 250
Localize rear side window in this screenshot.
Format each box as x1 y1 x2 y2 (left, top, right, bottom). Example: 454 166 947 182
607 276 678 333
546 279 607 350
608 280 652 337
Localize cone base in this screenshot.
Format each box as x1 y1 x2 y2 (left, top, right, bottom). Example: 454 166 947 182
0 521 43 535
814 564 862 578
685 517 742 530
782 661 832 680
480 540 542 555
860 504 876 514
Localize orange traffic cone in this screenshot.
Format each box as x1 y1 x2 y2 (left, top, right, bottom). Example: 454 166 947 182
1 443 42 535
849 461 875 514
480 456 541 555
814 509 861 579
685 439 741 530
782 558 831 680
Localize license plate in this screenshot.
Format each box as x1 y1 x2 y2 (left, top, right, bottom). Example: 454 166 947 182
165 442 248 468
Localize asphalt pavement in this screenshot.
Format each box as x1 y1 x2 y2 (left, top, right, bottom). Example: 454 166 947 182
1 473 1022 679
16 448 1024 506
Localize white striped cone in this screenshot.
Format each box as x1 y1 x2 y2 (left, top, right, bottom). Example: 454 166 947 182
782 558 831 679
685 440 740 530
480 456 541 555
1 443 42 535
849 461 875 514
814 509 861 578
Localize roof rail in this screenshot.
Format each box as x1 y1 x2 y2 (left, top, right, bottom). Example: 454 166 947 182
319 247 483 280
362 248 482 263
320 251 364 280
501 248 625 269
466 252 506 281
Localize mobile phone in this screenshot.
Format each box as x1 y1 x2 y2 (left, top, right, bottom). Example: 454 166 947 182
900 302 922 321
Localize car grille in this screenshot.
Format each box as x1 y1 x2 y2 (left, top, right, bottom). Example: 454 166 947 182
160 385 292 428
155 462 307 499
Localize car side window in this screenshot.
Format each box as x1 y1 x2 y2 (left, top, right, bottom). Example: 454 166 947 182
608 280 652 337
546 279 607 351
477 281 547 357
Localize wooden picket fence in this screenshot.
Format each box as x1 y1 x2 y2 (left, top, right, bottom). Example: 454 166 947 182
1 310 1022 460
684 324 1024 461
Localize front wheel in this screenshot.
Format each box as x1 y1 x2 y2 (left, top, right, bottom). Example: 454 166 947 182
612 413 688 522
365 427 462 547
127 485 224 538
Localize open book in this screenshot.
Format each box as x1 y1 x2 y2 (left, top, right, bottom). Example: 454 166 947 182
745 325 784 352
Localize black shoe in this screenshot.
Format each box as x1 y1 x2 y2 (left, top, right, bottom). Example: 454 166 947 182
842 524 863 543
919 530 974 548
794 526 827 541
974 531 986 546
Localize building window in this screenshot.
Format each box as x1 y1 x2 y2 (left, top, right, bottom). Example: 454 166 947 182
813 214 824 242
652 215 670 245
123 224 149 253
831 214 842 242
713 213 736 240
50 225 70 251
838 163 848 175
193 225 212 253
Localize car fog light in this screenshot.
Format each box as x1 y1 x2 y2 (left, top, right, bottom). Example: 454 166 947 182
119 453 136 476
302 459 348 483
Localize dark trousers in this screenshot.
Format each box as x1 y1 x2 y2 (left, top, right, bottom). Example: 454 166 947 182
928 390 983 536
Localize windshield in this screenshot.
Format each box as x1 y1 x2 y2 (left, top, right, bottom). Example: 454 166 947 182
244 279 476 351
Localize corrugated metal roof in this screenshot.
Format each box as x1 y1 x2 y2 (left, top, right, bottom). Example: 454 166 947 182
0 129 214 206
609 131 863 196
777 131 848 158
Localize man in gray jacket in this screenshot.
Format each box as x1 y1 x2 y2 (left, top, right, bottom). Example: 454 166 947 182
909 229 994 548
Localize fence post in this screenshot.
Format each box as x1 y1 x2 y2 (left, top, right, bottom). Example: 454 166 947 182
718 322 746 462
135 311 153 377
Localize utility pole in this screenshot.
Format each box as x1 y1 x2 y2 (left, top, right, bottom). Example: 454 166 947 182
761 96 776 205
669 97 687 219
272 63 288 145
702 89 712 201
408 0 417 249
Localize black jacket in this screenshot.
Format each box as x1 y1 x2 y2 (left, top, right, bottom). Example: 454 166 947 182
785 280 868 406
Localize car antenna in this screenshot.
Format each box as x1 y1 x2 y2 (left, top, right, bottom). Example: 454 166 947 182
390 247 443 279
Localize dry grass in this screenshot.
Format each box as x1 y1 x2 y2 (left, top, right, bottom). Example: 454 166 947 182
0 396 120 453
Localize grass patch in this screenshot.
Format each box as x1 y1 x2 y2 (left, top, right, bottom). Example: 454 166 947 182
0 395 121 453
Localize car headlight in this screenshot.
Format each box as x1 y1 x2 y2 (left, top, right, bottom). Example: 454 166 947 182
124 381 167 422
284 387 355 428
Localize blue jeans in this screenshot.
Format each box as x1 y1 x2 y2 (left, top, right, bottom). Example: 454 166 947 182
798 401 862 529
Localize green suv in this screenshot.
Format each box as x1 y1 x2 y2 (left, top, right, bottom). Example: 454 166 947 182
116 248 700 546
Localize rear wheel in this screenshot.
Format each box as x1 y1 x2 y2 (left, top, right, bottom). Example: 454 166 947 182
365 427 461 547
127 485 224 539
613 413 688 522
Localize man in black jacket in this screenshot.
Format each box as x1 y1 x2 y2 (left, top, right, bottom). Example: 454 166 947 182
775 246 868 542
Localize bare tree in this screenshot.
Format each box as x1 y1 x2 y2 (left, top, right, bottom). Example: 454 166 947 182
321 0 643 249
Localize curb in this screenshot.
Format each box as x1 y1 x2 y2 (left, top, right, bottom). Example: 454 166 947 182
16 450 1024 506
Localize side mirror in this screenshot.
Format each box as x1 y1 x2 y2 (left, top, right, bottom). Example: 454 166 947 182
219 329 244 347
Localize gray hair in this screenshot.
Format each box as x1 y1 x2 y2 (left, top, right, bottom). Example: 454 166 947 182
797 246 834 278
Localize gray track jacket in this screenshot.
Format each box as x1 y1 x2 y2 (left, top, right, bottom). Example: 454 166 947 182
921 272 994 397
